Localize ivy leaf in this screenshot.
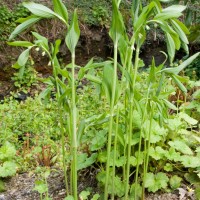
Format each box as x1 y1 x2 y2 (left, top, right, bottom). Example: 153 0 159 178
168 140 193 155
170 175 182 189
0 161 17 177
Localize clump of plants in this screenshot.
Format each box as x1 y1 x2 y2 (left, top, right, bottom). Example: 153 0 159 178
7 0 200 200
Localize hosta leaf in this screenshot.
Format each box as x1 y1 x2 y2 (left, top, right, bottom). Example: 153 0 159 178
65 10 80 54
0 161 17 177
168 140 193 155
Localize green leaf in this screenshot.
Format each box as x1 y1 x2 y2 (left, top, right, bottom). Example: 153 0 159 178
53 0 68 25
65 10 80 54
162 5 186 13
145 172 169 192
0 161 17 177
163 99 177 110
165 147 181 161
164 163 173 172
168 140 193 155
171 19 189 44
77 153 97 170
179 112 198 125
9 15 41 40
171 74 187 94
180 156 200 168
91 194 100 200
109 0 126 42
79 191 90 200
7 41 34 47
90 130 107 151
33 180 48 194
32 32 49 52
161 52 200 74
154 11 182 21
166 32 175 64
64 196 74 200
23 2 55 18
0 142 16 160
170 175 182 189
18 48 30 67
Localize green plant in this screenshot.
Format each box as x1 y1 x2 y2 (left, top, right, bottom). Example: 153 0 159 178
7 0 200 200
12 57 38 89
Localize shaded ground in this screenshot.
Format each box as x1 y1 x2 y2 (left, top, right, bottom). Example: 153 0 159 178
0 171 196 200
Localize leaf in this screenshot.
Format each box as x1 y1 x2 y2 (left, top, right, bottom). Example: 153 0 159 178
0 180 5 192
179 112 198 125
171 74 187 94
53 0 68 25
0 161 17 177
164 163 173 172
161 52 200 74
170 175 182 189
23 2 56 18
162 5 186 13
90 130 107 151
166 32 175 64
77 153 97 170
0 142 16 160
79 191 90 200
163 99 177 110
154 11 182 21
91 194 100 200
65 10 80 54
165 147 181 161
171 19 189 44
9 15 41 40
168 140 193 155
64 196 74 200
18 48 30 67
7 41 34 47
32 32 49 52
33 180 48 194
180 156 200 168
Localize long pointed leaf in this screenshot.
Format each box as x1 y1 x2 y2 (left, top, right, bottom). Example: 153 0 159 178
9 15 41 40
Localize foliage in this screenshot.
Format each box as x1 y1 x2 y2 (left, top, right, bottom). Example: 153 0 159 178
0 4 29 42
6 0 200 199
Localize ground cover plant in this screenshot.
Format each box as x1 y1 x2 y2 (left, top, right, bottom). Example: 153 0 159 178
0 0 199 199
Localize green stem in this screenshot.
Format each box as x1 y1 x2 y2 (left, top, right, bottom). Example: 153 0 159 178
104 41 118 200
111 106 120 200
135 86 150 200
60 110 69 195
71 52 78 200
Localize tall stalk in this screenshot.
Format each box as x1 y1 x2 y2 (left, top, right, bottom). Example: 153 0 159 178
71 52 78 199
104 41 118 200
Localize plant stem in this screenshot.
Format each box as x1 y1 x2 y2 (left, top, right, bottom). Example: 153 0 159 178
71 52 78 199
104 41 118 200
111 106 119 200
